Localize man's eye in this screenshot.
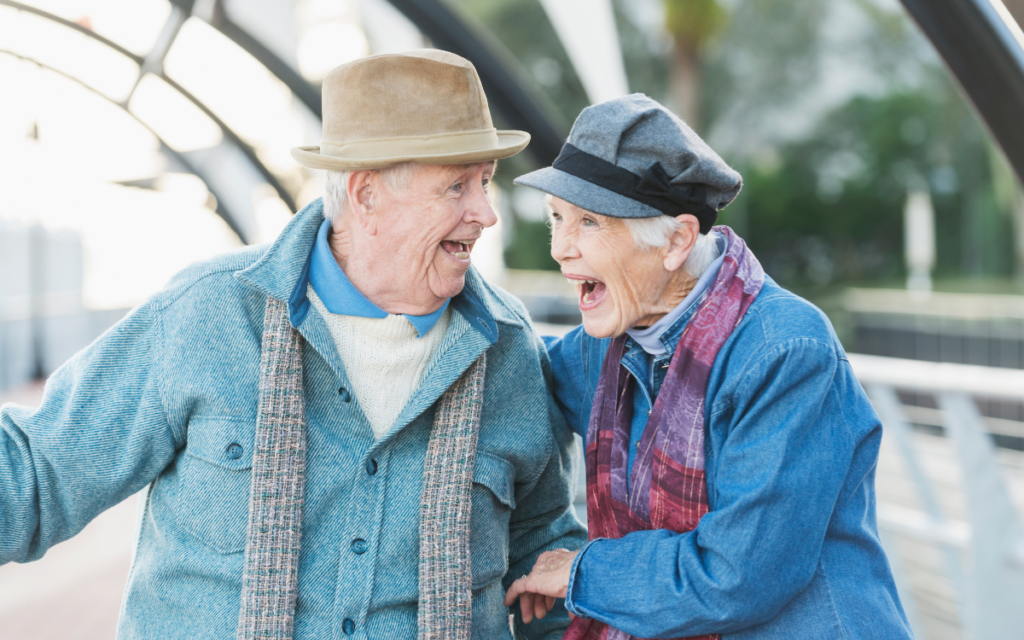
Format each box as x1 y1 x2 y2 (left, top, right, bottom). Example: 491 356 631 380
450 182 463 193
482 178 490 189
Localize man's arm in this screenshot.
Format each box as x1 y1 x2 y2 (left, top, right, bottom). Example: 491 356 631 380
0 299 182 564
510 338 866 637
503 333 588 640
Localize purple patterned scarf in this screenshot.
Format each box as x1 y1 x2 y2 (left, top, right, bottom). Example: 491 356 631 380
564 227 764 640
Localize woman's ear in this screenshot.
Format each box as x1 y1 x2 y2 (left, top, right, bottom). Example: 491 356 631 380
347 170 378 235
663 214 700 272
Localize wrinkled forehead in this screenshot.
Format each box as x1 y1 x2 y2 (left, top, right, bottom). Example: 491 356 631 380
424 159 498 181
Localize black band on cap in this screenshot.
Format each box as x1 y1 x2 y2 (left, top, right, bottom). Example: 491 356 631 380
552 143 719 233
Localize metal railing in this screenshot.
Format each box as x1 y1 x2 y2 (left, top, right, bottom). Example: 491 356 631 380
562 347 1024 638
850 354 1024 639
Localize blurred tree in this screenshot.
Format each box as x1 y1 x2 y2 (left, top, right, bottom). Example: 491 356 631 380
663 0 727 129
453 0 1024 286
453 0 670 271
734 83 1015 288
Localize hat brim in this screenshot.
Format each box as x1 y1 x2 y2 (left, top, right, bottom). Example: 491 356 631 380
514 166 662 219
291 130 530 170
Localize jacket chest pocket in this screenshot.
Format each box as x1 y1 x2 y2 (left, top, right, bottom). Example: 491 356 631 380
174 417 255 554
470 451 516 589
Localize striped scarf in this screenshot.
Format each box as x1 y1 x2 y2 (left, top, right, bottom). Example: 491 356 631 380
564 227 764 640
236 296 486 640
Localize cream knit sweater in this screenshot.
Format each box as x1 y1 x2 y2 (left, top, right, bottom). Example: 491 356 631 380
308 286 450 439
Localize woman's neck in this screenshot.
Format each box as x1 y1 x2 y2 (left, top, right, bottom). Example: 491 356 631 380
633 272 697 329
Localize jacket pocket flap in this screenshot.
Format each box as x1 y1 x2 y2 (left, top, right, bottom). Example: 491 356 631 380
473 451 516 510
184 417 256 471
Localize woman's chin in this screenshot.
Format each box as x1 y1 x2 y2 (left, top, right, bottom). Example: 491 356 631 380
581 311 623 339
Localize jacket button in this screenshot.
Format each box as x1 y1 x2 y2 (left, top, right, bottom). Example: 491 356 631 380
342 618 356 635
338 387 351 402
351 538 367 554
225 443 243 460
365 459 378 476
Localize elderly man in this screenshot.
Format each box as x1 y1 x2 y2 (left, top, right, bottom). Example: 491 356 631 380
0 50 584 639
503 95 912 639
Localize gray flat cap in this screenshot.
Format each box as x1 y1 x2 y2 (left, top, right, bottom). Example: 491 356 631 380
514 93 742 233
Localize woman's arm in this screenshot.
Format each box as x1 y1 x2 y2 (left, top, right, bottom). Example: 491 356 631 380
511 338 867 637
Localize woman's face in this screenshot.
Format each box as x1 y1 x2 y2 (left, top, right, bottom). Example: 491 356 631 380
548 197 688 338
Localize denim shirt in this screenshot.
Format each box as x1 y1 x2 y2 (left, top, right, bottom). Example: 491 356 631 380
0 199 586 640
545 276 913 639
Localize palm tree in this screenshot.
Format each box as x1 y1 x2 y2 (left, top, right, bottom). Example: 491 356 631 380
663 0 727 131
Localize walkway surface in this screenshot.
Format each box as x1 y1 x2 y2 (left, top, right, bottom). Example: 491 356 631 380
0 381 137 640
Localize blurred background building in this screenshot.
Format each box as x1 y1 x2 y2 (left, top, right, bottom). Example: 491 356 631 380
1 0 1023 638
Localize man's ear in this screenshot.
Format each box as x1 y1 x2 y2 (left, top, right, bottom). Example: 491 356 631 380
663 214 700 273
347 170 378 235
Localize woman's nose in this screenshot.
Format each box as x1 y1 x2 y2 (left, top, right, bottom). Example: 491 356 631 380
550 227 579 263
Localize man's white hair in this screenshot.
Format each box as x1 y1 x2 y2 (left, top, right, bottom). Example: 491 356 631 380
323 163 417 224
622 216 721 279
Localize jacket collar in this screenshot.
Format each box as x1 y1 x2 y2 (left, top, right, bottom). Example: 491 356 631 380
234 198 517 345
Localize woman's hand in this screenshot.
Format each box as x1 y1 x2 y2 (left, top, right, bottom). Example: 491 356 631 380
503 548 580 623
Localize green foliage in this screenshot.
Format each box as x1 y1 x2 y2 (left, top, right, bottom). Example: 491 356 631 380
664 0 727 49
453 0 1023 283
730 85 1016 287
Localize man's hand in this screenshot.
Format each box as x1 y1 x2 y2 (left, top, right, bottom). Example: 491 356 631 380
504 548 580 623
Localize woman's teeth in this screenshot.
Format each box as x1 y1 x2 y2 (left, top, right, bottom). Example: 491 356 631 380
454 242 469 259
568 278 600 304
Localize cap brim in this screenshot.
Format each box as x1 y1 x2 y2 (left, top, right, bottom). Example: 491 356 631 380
513 167 662 219
291 131 530 170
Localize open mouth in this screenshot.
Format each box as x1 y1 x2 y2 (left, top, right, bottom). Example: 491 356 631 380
566 275 607 311
440 239 474 261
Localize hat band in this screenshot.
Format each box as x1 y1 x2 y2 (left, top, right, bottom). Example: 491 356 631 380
321 128 501 160
552 143 719 233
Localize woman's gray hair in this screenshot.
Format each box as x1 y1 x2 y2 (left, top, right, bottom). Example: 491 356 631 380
544 194 721 279
323 163 417 224
622 216 721 279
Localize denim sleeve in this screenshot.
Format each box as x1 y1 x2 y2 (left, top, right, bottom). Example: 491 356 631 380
506 332 589 640
565 339 854 637
0 298 182 565
541 329 589 439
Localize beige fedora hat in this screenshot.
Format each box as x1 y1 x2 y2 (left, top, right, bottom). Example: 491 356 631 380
291 49 531 170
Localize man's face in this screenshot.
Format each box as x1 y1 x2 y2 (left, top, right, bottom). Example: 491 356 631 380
371 161 497 312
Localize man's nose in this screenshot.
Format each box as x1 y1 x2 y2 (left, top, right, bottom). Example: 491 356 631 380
465 184 499 229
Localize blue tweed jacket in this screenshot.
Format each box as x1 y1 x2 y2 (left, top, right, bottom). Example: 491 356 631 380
0 199 586 639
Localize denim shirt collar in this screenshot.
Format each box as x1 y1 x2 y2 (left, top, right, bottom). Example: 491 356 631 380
308 219 449 338
624 233 729 359
233 198 506 345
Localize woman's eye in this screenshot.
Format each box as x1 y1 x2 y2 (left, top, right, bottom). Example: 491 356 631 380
481 178 490 189
450 182 463 193
582 217 596 226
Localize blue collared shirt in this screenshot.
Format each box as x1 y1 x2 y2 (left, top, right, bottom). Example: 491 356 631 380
306 219 448 337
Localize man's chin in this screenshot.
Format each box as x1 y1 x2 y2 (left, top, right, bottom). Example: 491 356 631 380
430 271 468 301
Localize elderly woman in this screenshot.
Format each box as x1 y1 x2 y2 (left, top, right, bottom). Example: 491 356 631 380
503 95 913 639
